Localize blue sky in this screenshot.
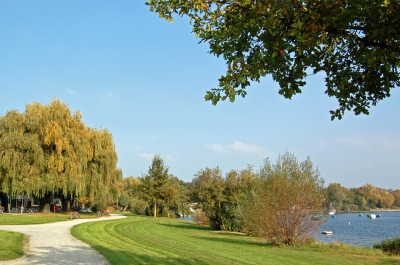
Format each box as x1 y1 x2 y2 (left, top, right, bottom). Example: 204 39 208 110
1 1 399 190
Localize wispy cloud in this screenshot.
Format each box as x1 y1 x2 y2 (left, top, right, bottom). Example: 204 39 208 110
206 143 229 153
337 133 400 149
337 133 368 147
229 141 264 154
138 152 153 160
65 88 78 96
337 133 400 163
100 92 118 103
207 141 264 154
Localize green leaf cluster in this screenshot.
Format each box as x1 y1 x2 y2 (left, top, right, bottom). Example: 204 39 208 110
147 0 400 119
189 165 258 231
139 155 183 217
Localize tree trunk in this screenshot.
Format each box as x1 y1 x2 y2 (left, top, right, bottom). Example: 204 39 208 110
61 196 70 211
42 203 50 213
153 199 157 218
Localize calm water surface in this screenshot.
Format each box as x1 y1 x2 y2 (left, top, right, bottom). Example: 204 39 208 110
317 211 400 247
180 212 400 248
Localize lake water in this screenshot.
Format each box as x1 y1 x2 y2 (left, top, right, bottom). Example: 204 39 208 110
317 211 400 247
178 216 194 221
179 212 400 248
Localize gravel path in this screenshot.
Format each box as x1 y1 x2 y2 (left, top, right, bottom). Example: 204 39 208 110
0 214 126 265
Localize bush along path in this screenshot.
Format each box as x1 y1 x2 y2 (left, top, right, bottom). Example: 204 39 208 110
0 214 126 265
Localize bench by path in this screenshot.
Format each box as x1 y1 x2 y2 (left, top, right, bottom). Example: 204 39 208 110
0 214 126 265
70 211 80 219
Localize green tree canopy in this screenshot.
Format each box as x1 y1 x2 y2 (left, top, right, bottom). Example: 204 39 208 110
189 165 258 230
158 175 181 217
139 155 170 217
122 176 141 198
190 167 225 228
378 190 395 208
119 193 131 207
391 189 400 207
326 182 348 210
147 0 400 119
0 99 122 205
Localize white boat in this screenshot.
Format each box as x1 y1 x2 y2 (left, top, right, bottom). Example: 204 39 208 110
329 211 335 215
322 231 333 235
369 214 376 219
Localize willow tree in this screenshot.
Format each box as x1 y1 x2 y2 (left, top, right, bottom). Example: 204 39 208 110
0 99 122 210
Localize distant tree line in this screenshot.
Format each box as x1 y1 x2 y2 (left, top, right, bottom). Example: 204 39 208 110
326 183 399 212
122 153 399 245
122 152 326 245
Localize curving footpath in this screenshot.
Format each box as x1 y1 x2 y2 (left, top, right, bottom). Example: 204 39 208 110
0 214 126 265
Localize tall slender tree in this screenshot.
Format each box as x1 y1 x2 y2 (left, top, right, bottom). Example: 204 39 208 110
139 155 169 217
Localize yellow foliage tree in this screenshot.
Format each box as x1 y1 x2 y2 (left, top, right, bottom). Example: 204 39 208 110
0 99 122 210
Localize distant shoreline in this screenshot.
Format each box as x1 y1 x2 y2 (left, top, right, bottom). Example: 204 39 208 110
367 209 400 212
347 209 400 213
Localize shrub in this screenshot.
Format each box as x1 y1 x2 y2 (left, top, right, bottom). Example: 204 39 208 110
129 198 148 215
91 202 107 213
193 209 210 225
373 237 400 255
119 194 130 207
237 152 326 246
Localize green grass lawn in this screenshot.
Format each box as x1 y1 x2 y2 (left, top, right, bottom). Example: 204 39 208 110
0 212 99 225
0 230 25 260
71 214 400 265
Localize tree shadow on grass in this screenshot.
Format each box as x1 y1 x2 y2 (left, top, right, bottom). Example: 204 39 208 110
194 235 270 248
95 245 210 265
158 222 214 232
158 223 273 248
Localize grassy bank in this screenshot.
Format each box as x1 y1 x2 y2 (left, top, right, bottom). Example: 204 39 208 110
0 230 25 260
71 214 400 265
